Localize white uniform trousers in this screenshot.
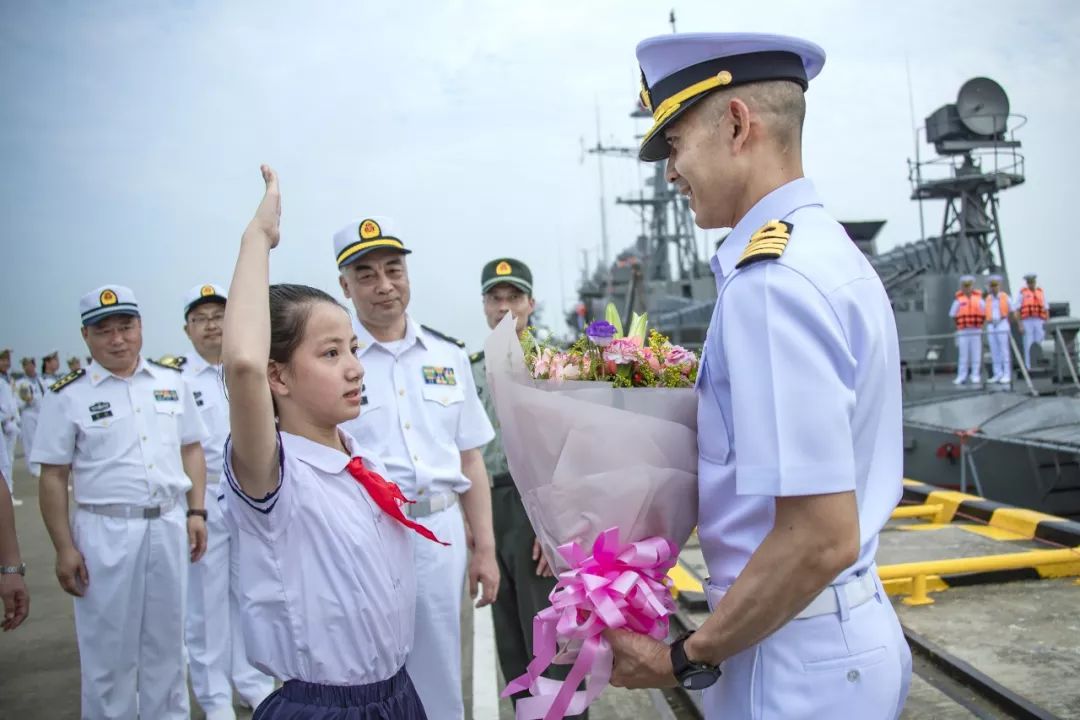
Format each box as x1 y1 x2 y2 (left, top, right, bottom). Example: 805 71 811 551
72 504 190 720
19 407 40 477
702 574 911 719
1 425 17 492
187 488 274 719
954 329 983 383
986 320 1011 381
1021 318 1045 369
407 501 468 720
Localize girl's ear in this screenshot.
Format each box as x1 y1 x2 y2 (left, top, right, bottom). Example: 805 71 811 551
267 359 289 398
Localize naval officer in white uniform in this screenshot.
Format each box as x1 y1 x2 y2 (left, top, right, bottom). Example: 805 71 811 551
32 285 210 719
333 216 498 719
606 33 911 719
177 283 275 719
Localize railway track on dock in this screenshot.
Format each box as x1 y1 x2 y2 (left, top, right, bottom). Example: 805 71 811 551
657 610 1064 720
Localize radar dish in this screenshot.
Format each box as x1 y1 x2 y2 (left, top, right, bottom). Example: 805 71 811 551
956 77 1009 136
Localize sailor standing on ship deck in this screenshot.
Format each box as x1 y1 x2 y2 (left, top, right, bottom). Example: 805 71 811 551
604 32 911 719
1013 272 1049 370
949 275 985 385
984 274 1012 384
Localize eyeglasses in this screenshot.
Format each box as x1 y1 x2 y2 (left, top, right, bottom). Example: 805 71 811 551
188 313 225 326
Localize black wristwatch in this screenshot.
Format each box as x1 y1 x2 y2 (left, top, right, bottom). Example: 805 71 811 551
187 509 208 520
670 631 721 690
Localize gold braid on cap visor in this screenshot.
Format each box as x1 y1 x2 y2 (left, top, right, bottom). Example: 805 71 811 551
641 71 733 147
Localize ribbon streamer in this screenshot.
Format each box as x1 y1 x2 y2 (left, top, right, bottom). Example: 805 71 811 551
502 528 678 719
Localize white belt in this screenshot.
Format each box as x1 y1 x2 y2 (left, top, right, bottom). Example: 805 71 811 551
405 491 457 519
706 569 878 620
795 570 878 619
77 498 178 520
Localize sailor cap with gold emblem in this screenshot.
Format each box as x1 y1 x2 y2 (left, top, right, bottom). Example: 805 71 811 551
79 285 140 326
481 257 533 295
333 216 413 270
636 33 826 162
184 282 228 318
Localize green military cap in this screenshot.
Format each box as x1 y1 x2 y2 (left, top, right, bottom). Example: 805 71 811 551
481 258 533 295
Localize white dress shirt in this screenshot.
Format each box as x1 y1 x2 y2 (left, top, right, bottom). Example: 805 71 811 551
31 358 208 505
182 353 228 481
340 315 494 497
222 430 416 685
697 178 903 587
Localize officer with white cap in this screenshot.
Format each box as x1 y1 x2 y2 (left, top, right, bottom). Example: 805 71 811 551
15 356 47 477
174 283 274 719
334 216 498 720
41 350 63 386
605 33 911 718
984 274 1012 383
948 275 985 385
31 284 210 719
1012 272 1048 370
0 349 19 503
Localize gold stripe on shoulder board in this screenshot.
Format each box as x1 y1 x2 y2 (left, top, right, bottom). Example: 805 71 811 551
50 368 85 392
736 220 793 269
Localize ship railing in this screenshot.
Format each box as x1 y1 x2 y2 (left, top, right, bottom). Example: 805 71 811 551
898 331 1041 397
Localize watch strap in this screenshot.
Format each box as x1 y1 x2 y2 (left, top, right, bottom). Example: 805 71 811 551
187 509 208 520
0 562 26 575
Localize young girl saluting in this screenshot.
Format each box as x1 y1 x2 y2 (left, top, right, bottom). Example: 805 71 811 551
222 166 442 719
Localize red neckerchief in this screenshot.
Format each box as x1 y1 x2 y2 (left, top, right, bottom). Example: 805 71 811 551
346 457 449 546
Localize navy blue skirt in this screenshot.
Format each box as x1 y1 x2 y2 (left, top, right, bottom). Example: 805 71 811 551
253 667 427 720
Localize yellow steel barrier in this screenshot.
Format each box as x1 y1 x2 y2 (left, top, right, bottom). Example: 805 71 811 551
890 504 945 521
878 547 1080 606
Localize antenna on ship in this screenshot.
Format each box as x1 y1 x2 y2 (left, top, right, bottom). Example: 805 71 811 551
669 10 677 33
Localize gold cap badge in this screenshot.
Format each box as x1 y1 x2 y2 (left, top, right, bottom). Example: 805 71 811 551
495 261 512 276
100 289 118 306
359 219 382 240
200 285 215 297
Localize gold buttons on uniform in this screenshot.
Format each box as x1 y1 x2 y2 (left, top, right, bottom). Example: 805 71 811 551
404 422 411 430
399 389 405 396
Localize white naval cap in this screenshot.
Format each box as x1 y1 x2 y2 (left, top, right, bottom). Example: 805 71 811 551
988 274 1003 283
184 283 228 317
333 216 412 270
635 32 826 162
1023 272 1038 280
959 274 976 285
79 285 140 326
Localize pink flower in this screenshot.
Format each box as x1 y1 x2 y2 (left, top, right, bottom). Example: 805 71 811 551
641 347 661 372
665 345 695 368
533 348 554 378
549 353 571 382
603 338 641 365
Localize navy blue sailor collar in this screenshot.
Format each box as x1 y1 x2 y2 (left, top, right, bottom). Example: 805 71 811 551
711 177 824 278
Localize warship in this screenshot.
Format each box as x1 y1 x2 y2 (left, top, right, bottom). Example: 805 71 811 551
572 75 1080 519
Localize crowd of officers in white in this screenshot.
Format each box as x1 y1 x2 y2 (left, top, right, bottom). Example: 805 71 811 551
0 224 541 719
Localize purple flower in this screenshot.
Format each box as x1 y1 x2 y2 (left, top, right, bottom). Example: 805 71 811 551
586 320 617 347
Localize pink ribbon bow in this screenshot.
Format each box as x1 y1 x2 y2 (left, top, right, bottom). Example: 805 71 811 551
501 527 678 719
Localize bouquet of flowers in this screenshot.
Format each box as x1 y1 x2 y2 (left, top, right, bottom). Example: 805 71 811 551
523 305 698 389
483 307 700 720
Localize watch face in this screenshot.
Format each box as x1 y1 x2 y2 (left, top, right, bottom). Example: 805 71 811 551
681 668 720 691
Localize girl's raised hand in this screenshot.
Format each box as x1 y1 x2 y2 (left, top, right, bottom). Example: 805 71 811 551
248 164 281 248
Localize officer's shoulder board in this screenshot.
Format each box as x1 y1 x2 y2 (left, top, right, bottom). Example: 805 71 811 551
150 355 186 372
421 325 466 349
50 369 85 393
469 350 485 364
735 220 793 270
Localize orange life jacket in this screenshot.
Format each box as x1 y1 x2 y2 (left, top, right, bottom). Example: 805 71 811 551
1019 287 1048 320
954 290 985 330
984 291 1010 322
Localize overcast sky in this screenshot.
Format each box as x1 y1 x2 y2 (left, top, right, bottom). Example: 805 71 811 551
2 0 1078 362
